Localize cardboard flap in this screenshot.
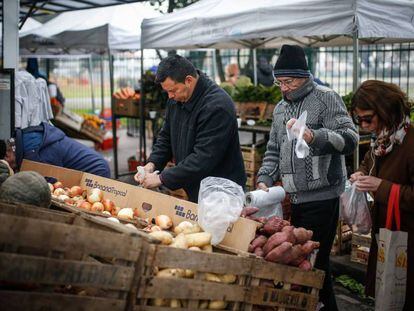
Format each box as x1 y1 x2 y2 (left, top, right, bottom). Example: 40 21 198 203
21 160 83 187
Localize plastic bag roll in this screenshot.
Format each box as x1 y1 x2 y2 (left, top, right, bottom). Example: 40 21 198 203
245 186 286 207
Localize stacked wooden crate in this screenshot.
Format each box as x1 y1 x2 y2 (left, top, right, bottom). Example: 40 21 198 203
0 200 326 311
350 233 371 265
241 144 263 191
133 244 325 310
0 201 144 310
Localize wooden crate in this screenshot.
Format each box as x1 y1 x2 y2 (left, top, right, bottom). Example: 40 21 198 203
241 144 263 190
245 172 257 190
133 244 325 310
0 201 146 311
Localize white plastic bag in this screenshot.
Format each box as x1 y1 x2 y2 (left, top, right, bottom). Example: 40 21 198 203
198 177 244 245
340 181 372 234
286 111 309 158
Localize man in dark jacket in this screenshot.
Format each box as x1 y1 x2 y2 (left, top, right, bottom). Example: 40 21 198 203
6 122 110 177
134 55 246 202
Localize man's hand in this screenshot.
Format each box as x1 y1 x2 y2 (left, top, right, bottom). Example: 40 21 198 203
142 172 162 189
350 171 364 184
134 162 155 184
286 118 314 144
355 175 382 192
257 182 269 192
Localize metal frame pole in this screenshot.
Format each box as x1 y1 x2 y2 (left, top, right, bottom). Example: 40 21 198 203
109 52 118 178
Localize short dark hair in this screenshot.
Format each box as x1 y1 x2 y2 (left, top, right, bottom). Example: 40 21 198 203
155 55 197 84
351 80 411 130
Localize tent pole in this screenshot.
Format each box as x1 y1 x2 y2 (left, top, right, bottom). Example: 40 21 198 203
100 54 105 114
140 48 147 162
88 56 96 114
253 48 258 85
212 49 218 83
109 51 118 179
352 30 360 172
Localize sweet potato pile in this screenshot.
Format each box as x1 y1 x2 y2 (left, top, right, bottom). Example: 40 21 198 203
243 207 319 270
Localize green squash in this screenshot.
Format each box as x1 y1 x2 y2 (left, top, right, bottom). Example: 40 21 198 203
0 171 51 208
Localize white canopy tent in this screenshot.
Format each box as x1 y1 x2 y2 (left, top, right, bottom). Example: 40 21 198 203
0 18 42 53
19 2 161 178
141 0 414 84
20 2 161 54
141 0 414 49
141 0 414 167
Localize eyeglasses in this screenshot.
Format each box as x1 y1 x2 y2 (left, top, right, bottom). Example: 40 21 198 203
273 78 297 87
354 114 376 125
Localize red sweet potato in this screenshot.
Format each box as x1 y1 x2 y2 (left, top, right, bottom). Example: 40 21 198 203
288 244 307 266
262 216 285 235
264 242 293 263
298 259 312 271
293 227 313 244
248 244 255 253
247 216 267 224
254 247 264 257
250 235 267 250
241 206 260 217
263 229 296 255
301 240 320 256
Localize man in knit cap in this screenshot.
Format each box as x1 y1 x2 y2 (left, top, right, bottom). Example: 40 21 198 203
257 45 358 310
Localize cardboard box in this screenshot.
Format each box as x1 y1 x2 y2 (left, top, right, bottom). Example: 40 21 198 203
21 160 258 252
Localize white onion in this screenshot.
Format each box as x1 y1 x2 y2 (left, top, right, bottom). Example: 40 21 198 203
87 188 103 203
117 208 134 220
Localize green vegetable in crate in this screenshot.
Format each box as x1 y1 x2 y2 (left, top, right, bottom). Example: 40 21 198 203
0 171 51 208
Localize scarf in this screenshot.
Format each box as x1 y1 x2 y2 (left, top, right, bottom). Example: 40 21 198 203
373 116 411 157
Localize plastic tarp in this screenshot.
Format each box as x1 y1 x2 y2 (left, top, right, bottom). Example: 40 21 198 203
20 2 160 53
141 0 414 49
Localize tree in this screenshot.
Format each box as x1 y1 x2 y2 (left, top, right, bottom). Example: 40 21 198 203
149 0 199 13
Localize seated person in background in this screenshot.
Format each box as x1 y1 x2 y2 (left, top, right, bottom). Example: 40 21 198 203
5 123 110 178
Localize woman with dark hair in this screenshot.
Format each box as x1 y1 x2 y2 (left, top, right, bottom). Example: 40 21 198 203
350 80 413 310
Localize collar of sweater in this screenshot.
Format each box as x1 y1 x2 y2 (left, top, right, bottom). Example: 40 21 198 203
284 76 315 102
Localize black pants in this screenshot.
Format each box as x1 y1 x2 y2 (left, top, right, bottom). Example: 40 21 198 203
291 197 339 311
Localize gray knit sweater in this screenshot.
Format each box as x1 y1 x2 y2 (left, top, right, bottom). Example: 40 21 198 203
257 77 358 204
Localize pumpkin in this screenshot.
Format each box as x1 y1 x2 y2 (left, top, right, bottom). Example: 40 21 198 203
0 171 51 208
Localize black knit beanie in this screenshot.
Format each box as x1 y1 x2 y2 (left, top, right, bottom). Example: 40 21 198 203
273 45 310 78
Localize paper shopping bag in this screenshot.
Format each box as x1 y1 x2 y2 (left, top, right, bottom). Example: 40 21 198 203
375 184 407 311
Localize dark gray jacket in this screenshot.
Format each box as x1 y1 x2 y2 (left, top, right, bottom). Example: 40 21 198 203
257 77 358 204
149 73 246 202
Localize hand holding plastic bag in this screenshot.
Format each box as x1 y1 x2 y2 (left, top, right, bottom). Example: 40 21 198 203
286 111 309 158
340 181 372 234
198 177 244 245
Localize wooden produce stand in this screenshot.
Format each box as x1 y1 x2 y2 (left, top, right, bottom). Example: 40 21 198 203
0 201 145 311
10 160 326 310
133 244 325 310
241 142 265 191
